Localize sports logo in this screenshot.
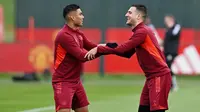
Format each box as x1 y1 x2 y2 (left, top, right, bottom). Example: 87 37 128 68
29 45 53 72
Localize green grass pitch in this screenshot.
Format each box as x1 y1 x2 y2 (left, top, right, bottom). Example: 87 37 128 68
0 74 200 112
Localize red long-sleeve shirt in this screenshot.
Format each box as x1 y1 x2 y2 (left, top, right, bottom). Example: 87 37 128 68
52 25 97 83
98 22 170 79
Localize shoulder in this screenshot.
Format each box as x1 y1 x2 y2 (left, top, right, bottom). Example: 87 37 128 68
56 30 73 42
134 26 148 35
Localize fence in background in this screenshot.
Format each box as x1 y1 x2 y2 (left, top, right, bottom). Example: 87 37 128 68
1 0 200 75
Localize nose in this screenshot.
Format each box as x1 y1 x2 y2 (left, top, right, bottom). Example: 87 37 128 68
125 13 128 17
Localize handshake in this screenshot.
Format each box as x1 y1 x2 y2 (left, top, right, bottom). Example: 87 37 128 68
84 43 118 60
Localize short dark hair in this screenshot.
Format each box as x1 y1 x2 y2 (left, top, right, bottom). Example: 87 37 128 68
132 4 147 20
63 4 80 19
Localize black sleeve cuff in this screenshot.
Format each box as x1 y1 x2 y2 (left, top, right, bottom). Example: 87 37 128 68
106 42 118 48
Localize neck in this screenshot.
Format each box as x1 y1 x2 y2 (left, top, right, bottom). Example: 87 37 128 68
131 20 143 29
66 22 79 30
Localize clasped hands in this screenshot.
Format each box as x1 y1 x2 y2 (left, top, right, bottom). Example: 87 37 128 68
84 43 118 60
84 44 106 60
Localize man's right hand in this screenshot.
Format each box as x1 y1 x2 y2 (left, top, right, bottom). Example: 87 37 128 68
84 47 98 60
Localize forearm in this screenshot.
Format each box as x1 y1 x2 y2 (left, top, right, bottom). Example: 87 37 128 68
74 50 89 62
97 46 116 55
84 43 97 51
105 42 134 58
83 36 97 50
97 30 146 57
115 49 135 58
97 46 131 57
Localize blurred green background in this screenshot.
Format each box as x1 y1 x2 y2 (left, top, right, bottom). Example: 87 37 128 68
0 0 14 42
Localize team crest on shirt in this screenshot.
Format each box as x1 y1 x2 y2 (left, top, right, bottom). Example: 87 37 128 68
29 44 53 73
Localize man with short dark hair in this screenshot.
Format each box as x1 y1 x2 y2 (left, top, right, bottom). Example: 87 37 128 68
52 4 98 112
85 4 171 112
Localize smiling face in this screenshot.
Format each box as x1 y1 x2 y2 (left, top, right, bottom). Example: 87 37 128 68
125 7 138 26
125 6 145 27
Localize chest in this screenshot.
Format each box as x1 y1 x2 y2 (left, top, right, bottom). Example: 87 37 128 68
72 33 84 48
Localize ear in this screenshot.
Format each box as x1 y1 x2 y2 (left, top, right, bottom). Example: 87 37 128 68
67 15 75 21
69 11 77 21
137 13 142 19
71 16 76 21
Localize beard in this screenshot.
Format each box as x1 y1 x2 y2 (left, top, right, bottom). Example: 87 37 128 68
74 21 83 27
126 19 136 27
126 22 132 26
74 23 83 27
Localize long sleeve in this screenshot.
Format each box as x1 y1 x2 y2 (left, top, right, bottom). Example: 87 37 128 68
82 34 97 51
97 30 147 55
106 42 135 58
116 48 136 58
59 33 89 62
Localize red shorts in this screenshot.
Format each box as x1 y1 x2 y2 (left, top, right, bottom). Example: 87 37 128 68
52 81 89 111
140 73 172 111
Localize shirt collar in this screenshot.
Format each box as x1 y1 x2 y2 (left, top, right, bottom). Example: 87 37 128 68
132 22 144 32
64 24 80 33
